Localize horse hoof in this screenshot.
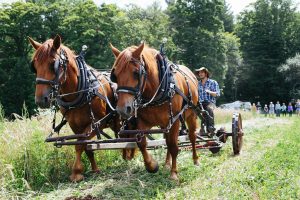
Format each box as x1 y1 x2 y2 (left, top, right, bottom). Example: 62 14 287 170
69 174 84 182
169 173 179 181
194 159 200 166
146 161 159 173
92 169 101 174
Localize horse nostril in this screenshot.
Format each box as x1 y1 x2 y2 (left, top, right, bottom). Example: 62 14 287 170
126 106 132 114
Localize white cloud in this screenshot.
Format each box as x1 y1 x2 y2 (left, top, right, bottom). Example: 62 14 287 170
226 0 256 15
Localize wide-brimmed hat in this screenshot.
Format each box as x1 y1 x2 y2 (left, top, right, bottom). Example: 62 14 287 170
194 67 210 78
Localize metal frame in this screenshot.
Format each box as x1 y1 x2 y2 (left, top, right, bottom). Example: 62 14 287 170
45 109 243 154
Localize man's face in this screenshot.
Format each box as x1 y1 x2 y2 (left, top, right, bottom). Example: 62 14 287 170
198 71 207 79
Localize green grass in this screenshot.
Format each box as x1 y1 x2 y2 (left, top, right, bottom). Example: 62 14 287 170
0 112 299 199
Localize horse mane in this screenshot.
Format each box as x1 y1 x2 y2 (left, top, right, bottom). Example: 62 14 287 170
113 45 158 76
32 39 76 62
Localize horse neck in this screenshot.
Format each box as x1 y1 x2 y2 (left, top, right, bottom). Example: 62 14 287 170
60 56 79 102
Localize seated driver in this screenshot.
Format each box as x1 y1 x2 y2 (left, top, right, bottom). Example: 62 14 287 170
194 67 220 137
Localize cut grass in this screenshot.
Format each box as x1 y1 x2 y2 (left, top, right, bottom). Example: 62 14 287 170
1 111 298 199
33 117 300 199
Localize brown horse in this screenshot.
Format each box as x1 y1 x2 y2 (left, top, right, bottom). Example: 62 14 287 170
29 35 121 182
110 43 199 180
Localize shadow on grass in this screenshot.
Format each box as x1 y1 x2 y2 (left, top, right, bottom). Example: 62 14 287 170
39 147 226 199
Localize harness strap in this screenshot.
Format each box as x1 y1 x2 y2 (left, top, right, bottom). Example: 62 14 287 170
36 78 56 85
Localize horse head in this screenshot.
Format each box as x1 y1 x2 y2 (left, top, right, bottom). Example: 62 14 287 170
110 43 147 119
28 35 77 108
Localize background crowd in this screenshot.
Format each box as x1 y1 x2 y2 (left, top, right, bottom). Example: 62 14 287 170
251 99 300 117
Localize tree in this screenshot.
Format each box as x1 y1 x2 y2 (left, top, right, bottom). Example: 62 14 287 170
220 32 242 103
236 0 299 104
221 1 234 33
278 53 300 99
168 0 227 85
112 3 176 57
0 2 49 117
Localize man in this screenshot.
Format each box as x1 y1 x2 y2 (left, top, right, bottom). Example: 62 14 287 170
269 102 275 117
275 101 281 117
195 67 220 136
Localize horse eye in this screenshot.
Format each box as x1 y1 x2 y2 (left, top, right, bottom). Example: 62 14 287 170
133 71 139 79
49 62 55 72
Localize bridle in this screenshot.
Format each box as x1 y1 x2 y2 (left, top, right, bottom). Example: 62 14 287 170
111 57 147 105
31 48 69 100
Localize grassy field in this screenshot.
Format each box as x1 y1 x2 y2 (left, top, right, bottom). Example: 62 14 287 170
0 109 299 199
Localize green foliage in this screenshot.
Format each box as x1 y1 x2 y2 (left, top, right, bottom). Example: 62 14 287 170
0 103 4 122
168 0 227 85
278 53 300 98
0 1 175 117
221 1 234 33
236 0 300 104
220 32 242 103
1 0 300 117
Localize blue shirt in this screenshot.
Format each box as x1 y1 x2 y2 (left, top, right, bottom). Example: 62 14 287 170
198 78 220 104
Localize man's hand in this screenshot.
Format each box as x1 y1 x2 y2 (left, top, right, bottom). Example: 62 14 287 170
205 89 217 97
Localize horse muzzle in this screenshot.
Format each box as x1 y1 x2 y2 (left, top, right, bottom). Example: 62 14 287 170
116 105 133 119
35 95 51 108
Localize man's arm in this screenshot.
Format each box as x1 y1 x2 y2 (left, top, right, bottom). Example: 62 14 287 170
205 80 220 97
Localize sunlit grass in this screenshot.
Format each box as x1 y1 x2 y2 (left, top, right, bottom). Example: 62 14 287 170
0 106 297 199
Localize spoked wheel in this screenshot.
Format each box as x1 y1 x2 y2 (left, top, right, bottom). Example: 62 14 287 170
232 113 243 155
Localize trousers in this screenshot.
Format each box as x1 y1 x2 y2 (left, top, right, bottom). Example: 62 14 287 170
201 101 215 131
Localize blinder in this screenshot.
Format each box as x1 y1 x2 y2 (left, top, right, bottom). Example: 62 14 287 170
110 68 117 83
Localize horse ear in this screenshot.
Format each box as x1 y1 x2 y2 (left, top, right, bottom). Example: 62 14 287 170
132 42 144 59
53 34 61 50
110 43 120 58
28 36 42 50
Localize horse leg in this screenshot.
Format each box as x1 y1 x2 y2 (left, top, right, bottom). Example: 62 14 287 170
137 123 159 173
164 132 172 169
70 128 99 181
85 150 100 173
165 120 180 180
84 131 100 173
70 144 85 182
186 112 199 165
165 149 172 169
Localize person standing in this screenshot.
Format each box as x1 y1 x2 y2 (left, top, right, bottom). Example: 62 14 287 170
281 103 287 117
269 102 275 117
264 104 269 117
256 102 262 114
296 99 300 117
251 103 257 115
195 67 220 137
275 101 281 117
287 102 293 117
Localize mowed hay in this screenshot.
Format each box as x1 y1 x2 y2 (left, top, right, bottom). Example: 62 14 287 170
0 108 253 197
0 112 121 197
